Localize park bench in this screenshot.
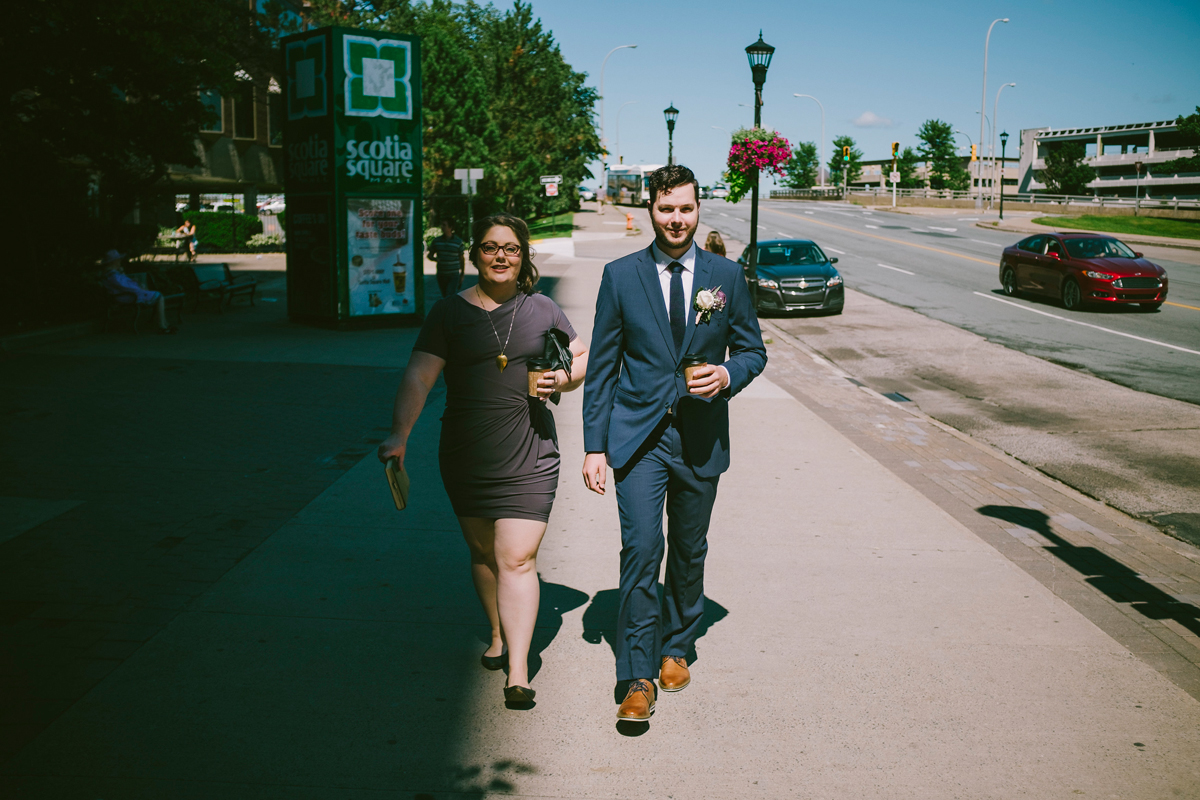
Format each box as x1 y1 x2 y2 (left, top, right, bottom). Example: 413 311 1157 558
101 272 185 333
183 263 257 311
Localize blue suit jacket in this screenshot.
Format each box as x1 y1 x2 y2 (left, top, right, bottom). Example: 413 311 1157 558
583 245 767 478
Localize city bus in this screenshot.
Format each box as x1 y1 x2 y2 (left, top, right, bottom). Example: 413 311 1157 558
606 164 665 206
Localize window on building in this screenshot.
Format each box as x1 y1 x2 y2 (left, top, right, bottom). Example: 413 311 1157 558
200 89 223 133
232 82 256 140
268 79 283 146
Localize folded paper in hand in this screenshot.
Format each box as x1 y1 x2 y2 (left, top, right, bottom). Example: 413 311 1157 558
385 457 410 511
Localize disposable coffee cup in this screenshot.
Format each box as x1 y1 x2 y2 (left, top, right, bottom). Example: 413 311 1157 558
681 353 708 383
527 358 552 398
392 260 407 293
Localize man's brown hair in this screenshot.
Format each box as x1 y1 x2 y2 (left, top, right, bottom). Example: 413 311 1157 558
647 164 700 207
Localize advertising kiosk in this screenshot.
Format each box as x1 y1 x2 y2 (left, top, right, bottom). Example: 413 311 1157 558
280 26 423 326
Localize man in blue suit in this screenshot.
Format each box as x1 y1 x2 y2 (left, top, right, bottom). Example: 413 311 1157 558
582 165 767 722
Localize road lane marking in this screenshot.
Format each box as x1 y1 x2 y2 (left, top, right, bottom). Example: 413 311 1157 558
878 263 915 275
777 231 789 236
719 212 729 217
804 211 814 215
765 208 996 265
825 247 846 254
973 292 1200 355
928 226 957 232
1166 301 1200 311
865 224 879 229
970 239 1003 246
961 217 980 221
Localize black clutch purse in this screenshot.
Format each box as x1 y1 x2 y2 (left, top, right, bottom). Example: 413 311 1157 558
542 327 573 405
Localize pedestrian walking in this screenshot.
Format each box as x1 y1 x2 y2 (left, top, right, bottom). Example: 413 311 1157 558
378 213 588 708
704 230 726 257
428 219 466 298
582 164 767 723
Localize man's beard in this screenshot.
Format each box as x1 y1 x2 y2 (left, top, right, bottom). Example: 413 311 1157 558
651 219 697 253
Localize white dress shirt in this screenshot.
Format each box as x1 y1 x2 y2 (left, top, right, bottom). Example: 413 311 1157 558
648 239 728 389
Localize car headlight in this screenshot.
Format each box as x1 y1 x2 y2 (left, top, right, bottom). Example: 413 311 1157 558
827 274 843 287
1084 270 1115 280
758 278 779 289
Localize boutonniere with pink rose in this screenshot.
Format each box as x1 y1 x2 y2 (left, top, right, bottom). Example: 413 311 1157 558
693 285 726 324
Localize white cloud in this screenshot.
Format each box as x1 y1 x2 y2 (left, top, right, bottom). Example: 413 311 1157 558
852 111 894 128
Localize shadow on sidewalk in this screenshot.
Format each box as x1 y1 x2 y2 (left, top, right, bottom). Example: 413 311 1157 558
521 577 588 682
978 505 1200 637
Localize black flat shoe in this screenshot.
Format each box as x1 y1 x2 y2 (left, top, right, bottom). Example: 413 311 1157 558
481 649 508 671
503 685 535 706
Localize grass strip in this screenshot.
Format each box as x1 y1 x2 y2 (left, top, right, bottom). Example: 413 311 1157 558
527 211 574 239
1033 214 1200 241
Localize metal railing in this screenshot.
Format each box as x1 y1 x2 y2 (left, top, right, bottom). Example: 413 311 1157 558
770 185 1200 210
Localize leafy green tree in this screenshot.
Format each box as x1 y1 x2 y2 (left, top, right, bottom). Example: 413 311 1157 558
827 136 863 188
1038 142 1095 195
782 141 819 189
895 146 923 189
1159 106 1200 174
917 119 970 191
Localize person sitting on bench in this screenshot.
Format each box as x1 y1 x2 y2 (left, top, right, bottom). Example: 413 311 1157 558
100 249 177 334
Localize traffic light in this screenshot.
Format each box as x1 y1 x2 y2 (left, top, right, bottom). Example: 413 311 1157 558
842 145 851 163
970 144 977 161
891 142 900 158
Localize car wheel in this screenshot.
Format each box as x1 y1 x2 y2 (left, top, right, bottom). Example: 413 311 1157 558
1061 278 1085 311
1139 302 1163 312
1001 266 1019 297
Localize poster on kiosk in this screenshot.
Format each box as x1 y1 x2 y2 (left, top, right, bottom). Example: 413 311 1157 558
281 26 423 326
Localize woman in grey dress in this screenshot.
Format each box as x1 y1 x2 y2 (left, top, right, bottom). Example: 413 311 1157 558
377 213 588 706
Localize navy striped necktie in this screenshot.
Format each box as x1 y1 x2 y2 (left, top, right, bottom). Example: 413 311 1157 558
669 262 685 354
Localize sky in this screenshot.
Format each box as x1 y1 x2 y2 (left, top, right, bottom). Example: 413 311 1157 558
501 0 1200 189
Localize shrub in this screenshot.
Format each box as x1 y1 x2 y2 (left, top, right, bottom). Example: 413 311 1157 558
246 232 284 249
191 211 263 251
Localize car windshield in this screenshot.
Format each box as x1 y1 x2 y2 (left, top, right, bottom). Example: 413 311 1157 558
757 244 826 266
1064 237 1137 259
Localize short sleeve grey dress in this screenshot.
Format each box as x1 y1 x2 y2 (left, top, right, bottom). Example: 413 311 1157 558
413 292 577 522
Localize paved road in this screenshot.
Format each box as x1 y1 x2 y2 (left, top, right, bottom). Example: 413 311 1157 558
702 199 1200 405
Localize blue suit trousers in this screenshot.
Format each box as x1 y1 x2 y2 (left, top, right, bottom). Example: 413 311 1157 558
614 417 719 681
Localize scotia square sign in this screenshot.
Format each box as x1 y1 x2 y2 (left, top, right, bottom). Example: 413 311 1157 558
280 26 424 327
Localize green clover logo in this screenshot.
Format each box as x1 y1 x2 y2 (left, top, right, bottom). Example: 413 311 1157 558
286 36 326 120
343 35 412 119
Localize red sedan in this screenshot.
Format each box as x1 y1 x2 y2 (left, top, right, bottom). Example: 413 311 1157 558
999 232 1169 312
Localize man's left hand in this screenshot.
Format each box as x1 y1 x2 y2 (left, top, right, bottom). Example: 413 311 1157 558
687 364 729 399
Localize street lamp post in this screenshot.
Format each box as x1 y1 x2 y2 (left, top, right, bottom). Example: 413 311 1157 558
744 30 775 305
1135 160 1144 215
793 94 826 187
977 18 1009 209
998 131 1009 220
615 101 637 164
991 82 1015 207
663 103 679 165
599 44 637 207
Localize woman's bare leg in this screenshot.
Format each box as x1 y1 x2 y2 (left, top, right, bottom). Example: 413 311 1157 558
492 518 548 687
154 296 169 329
458 517 503 657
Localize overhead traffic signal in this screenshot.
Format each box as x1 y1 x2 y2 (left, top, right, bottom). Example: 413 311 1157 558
970 144 977 161
842 145 851 163
891 141 900 158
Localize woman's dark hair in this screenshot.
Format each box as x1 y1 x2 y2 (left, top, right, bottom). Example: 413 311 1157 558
647 164 700 207
469 213 539 294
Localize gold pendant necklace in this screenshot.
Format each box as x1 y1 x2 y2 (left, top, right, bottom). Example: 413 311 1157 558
477 284 521 372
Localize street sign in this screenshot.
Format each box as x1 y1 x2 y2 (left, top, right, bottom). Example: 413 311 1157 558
545 182 559 197
455 167 484 194
540 174 562 185
889 171 901 183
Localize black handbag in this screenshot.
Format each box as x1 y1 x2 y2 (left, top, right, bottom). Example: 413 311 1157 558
542 327 573 405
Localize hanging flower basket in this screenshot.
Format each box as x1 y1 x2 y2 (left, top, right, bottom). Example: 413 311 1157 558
724 127 792 203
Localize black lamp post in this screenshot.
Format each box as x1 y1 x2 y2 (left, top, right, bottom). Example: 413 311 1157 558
998 130 1008 220
663 103 679 166
744 30 775 304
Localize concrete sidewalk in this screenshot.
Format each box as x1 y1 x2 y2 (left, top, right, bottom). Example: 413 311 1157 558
2 208 1199 797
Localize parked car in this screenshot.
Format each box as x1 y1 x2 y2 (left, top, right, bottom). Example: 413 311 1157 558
699 186 712 199
999 232 1168 311
737 239 844 315
577 186 596 202
210 201 236 213
259 198 286 214
711 184 730 199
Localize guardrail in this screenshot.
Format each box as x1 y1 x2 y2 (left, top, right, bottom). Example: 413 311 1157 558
770 186 1200 211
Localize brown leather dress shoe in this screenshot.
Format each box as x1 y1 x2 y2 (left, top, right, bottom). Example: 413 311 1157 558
616 679 655 721
659 655 690 692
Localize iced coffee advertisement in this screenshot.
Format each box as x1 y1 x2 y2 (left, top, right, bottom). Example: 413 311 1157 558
346 197 415 316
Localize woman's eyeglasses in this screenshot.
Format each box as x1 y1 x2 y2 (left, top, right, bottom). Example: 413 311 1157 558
480 242 522 257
